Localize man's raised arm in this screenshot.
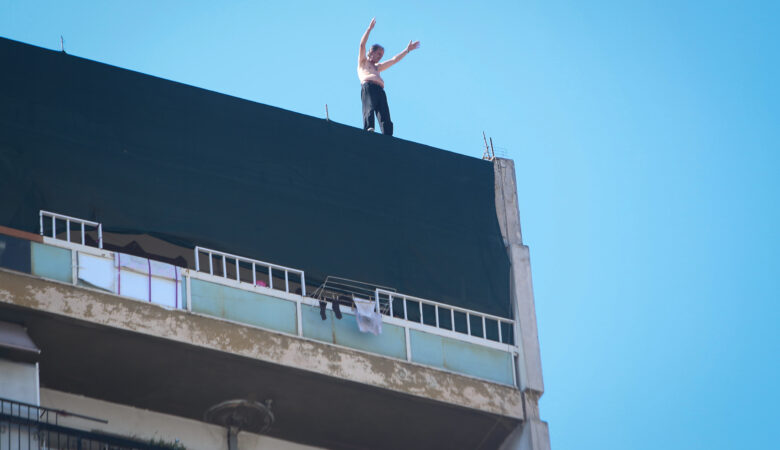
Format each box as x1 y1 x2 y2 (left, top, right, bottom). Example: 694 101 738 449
377 40 421 72
359 18 376 63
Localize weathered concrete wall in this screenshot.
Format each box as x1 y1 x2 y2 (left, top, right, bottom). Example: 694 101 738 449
499 419 551 450
494 158 545 393
0 268 524 419
494 158 551 450
41 388 321 450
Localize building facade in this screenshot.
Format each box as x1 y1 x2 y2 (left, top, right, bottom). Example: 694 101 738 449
0 37 549 449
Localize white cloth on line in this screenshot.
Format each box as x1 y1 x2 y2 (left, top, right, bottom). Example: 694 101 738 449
354 297 382 335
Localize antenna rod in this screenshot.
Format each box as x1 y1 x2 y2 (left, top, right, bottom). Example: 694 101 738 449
60 35 64 52
325 104 330 121
482 131 494 161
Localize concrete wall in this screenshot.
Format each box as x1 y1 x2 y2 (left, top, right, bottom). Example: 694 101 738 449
499 419 552 450
0 268 524 419
40 389 322 450
493 158 544 394
493 158 551 450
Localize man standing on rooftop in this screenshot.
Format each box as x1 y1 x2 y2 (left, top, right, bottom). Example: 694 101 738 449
358 18 420 136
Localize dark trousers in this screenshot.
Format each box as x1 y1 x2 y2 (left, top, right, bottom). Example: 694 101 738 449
361 82 393 136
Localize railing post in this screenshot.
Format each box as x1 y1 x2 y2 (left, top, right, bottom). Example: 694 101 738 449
388 292 393 317
296 300 303 337
39 211 102 248
301 272 306 296
194 247 200 272
186 272 193 312
71 248 78 286
405 326 412 362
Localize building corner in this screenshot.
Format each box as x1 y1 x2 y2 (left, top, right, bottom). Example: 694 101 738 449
494 158 551 450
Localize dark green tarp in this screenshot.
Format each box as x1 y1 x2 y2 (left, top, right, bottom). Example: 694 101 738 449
0 37 512 318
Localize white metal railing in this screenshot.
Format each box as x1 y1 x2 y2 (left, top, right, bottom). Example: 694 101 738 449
311 276 395 305
39 210 102 249
375 288 514 345
31 226 517 384
29 212 518 383
194 246 306 296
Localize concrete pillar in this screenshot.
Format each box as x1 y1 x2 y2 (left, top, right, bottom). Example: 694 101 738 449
499 418 551 450
494 158 550 449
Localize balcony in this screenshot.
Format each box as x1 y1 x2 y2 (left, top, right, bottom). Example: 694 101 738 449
21 211 519 386
0 212 525 449
0 397 179 450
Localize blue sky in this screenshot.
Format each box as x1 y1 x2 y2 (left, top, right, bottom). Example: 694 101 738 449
2 1 778 449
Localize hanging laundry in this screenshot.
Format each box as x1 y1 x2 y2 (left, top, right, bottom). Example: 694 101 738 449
353 297 382 335
319 299 343 321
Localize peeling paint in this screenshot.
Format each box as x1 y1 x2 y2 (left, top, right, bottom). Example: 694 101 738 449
0 268 523 419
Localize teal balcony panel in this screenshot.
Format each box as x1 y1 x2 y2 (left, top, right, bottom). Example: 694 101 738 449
409 329 514 385
190 278 297 335
301 305 406 360
31 242 72 284
181 279 188 310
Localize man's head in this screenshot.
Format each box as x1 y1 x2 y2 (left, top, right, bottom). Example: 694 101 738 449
368 44 384 63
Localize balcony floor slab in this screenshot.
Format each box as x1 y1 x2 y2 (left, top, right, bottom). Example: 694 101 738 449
0 268 522 449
